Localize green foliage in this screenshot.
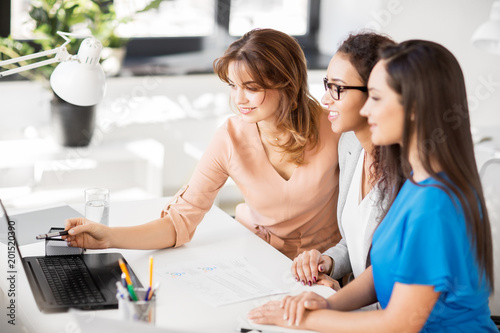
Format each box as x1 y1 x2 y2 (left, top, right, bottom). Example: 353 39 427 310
0 0 163 82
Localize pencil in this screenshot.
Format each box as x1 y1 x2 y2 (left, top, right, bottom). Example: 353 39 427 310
149 256 153 287
118 258 138 301
146 256 154 300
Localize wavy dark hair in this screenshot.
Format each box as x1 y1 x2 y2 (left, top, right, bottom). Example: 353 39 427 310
337 32 398 214
379 40 494 290
213 28 323 165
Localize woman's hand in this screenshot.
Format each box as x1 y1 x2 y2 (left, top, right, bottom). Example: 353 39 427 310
63 217 112 249
248 291 329 328
280 291 329 326
292 250 333 286
247 300 291 327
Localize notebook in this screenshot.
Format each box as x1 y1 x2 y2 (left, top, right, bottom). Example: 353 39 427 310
0 200 142 313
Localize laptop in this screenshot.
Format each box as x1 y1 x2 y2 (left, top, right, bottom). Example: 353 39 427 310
0 200 142 313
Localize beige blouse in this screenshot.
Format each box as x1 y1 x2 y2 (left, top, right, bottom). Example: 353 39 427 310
161 114 341 259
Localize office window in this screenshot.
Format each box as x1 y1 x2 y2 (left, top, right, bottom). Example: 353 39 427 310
3 0 323 69
113 0 216 38
10 0 31 39
9 0 216 39
229 0 309 37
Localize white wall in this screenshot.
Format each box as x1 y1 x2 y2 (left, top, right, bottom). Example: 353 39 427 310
319 0 500 133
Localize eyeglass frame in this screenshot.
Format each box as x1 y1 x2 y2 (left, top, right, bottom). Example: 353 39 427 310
323 77 368 101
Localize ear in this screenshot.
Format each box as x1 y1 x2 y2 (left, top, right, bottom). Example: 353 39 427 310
409 103 417 122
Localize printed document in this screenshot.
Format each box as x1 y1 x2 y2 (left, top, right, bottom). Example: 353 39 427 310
157 256 288 306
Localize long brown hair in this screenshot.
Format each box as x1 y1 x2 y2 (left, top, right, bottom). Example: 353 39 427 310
380 40 494 290
213 28 322 165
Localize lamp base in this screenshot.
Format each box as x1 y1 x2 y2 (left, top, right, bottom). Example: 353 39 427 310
50 93 96 147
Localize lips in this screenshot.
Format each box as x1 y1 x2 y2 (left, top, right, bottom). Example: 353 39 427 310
239 106 256 115
328 110 340 121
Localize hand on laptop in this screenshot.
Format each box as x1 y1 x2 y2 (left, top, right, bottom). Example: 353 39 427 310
64 217 111 249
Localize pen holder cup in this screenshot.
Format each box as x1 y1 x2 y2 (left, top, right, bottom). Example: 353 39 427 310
117 288 156 324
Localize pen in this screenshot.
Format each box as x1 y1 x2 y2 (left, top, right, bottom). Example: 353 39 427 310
36 230 69 239
116 281 128 299
121 273 127 288
118 258 138 301
146 256 153 301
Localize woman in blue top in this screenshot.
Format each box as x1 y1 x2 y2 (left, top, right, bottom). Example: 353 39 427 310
248 40 496 332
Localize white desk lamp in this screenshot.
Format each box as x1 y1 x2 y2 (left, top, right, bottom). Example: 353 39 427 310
0 31 106 106
472 0 500 55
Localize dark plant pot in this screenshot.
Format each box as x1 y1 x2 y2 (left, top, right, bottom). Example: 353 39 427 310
50 94 96 147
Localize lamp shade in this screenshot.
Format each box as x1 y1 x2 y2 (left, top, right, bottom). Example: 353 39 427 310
472 1 500 54
50 38 106 106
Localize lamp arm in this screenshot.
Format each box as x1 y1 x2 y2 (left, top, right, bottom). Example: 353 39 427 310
0 57 61 78
0 31 89 78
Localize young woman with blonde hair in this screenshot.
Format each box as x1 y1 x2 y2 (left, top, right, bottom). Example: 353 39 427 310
64 28 341 260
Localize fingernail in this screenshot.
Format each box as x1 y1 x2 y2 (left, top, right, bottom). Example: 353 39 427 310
295 277 299 282
319 265 324 272
283 313 288 320
301 280 305 286
313 276 317 283
308 281 312 287
69 229 75 235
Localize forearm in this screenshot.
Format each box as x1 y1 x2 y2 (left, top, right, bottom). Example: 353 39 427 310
327 266 377 311
109 216 177 249
303 283 436 333
303 308 395 333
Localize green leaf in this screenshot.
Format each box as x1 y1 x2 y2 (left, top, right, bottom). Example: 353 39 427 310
136 0 166 13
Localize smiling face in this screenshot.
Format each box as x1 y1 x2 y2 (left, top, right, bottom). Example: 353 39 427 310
360 60 405 146
321 52 369 134
227 61 281 126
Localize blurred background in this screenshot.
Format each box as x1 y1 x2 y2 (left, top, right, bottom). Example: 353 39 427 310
0 0 499 215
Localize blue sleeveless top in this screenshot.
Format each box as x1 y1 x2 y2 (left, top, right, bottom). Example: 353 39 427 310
371 176 496 332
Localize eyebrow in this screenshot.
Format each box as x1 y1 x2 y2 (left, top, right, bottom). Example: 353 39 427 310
326 76 348 84
368 87 380 92
227 77 258 86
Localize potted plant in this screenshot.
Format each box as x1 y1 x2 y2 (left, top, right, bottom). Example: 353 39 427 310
0 0 162 147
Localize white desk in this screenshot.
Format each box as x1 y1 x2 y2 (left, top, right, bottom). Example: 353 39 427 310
1 198 332 333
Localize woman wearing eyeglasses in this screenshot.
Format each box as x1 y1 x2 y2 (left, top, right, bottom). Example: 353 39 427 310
248 40 496 332
64 28 341 260
291 33 395 292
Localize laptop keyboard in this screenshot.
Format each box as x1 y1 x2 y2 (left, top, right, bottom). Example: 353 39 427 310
38 256 105 306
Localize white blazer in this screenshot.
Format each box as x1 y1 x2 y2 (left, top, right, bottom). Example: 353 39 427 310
323 131 384 280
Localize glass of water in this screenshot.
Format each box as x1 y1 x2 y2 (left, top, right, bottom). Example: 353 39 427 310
84 188 109 226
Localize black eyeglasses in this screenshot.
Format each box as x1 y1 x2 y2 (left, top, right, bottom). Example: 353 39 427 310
323 77 367 101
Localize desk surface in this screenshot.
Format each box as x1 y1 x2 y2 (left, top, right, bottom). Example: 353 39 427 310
1 197 332 333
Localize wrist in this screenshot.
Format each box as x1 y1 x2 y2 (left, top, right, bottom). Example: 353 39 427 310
106 226 118 248
323 256 334 275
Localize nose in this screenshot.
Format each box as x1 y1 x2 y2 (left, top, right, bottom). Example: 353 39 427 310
321 90 334 106
233 87 248 104
359 102 369 118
